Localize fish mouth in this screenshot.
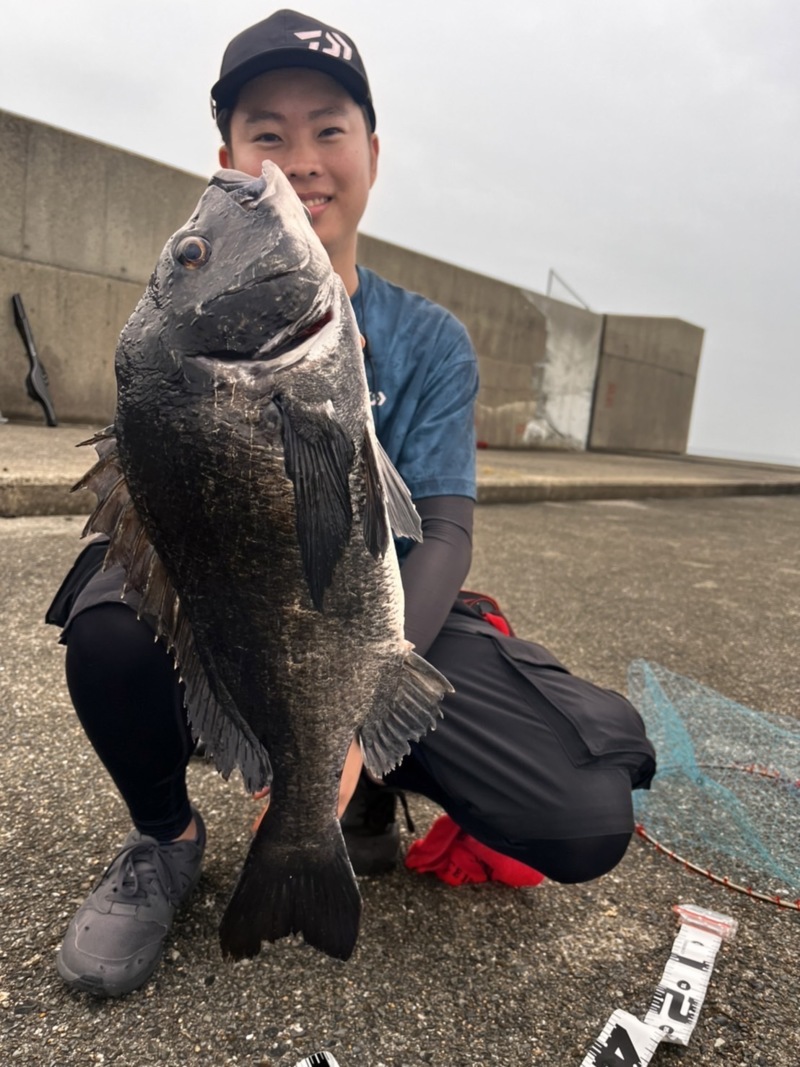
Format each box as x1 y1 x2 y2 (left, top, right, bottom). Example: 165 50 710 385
210 169 269 209
197 307 334 364
254 306 333 361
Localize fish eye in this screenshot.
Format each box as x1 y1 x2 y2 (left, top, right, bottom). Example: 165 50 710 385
174 235 211 269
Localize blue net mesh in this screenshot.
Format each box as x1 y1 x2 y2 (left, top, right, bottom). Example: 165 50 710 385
628 660 800 900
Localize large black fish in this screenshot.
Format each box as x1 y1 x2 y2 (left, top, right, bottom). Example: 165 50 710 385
75 162 452 961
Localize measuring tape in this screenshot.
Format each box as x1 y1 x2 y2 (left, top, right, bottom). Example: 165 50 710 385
296 905 736 1067
581 904 737 1066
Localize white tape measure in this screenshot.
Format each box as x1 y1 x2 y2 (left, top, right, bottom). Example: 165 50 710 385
581 904 737 1066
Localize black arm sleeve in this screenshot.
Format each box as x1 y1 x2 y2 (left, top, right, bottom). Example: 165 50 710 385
400 495 474 657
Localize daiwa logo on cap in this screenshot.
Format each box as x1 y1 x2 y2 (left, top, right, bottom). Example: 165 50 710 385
294 29 353 60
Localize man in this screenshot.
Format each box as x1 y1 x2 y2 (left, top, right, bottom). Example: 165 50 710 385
51 9 655 998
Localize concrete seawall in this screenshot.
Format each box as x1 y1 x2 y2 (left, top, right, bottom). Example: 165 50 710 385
0 110 205 424
1 109 703 450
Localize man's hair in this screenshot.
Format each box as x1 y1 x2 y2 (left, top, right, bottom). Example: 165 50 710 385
216 108 233 148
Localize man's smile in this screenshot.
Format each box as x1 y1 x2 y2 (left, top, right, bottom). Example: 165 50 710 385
299 193 332 206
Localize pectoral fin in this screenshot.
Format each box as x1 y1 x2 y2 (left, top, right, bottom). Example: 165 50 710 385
358 650 453 777
277 397 354 611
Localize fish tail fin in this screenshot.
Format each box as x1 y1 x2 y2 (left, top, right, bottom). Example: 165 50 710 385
219 818 361 962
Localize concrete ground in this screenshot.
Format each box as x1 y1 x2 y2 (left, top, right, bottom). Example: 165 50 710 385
2 422 800 516
1 433 799 1066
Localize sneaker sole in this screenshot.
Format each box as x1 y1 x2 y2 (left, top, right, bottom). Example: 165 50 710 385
56 946 164 999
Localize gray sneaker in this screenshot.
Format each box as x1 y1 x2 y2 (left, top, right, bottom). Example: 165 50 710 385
57 808 205 997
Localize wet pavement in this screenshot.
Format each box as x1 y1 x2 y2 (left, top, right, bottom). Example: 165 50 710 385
2 484 798 1066
1 486 800 1067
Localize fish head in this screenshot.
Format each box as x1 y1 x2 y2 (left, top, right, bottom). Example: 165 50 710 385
131 161 336 364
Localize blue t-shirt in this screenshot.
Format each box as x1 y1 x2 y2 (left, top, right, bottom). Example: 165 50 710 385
351 265 479 504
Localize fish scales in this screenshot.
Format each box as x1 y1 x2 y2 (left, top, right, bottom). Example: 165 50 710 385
74 162 452 962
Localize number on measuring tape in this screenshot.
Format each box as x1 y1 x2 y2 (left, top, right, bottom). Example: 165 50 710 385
648 986 698 1025
587 1022 642 1066
581 1010 664 1067
644 926 722 1044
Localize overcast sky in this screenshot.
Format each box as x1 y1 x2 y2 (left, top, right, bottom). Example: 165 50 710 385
2 1 798 464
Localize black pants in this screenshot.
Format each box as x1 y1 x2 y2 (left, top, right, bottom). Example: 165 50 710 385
59 578 655 884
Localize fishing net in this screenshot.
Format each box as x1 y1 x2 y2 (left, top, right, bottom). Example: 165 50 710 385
628 660 800 909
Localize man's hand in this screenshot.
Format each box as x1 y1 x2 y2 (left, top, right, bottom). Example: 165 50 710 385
338 738 364 814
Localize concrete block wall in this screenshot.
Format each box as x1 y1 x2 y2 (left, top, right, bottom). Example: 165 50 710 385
358 236 610 450
358 234 549 448
0 109 205 424
589 314 705 453
359 233 704 453
1 110 704 452
520 292 604 449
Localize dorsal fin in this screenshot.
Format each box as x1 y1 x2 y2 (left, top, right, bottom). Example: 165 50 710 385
360 428 422 558
74 431 272 792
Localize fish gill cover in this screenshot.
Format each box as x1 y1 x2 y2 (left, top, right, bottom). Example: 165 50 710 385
629 660 800 904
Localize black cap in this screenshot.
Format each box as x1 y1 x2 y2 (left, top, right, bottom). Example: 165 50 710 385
211 9 376 130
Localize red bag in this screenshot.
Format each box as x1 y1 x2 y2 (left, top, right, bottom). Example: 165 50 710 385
457 589 514 636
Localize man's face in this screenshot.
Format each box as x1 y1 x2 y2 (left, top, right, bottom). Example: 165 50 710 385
221 68 379 266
